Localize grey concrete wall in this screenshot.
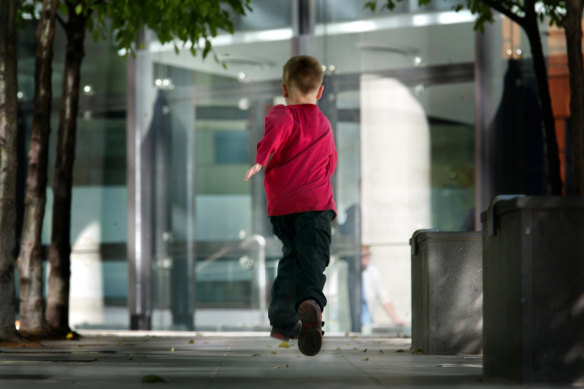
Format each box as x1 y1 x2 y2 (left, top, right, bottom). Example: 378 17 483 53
482 196 584 383
410 231 483 355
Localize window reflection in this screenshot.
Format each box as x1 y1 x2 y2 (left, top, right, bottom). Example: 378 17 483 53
15 0 481 332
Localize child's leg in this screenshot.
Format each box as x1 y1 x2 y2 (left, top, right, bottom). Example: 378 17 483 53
268 214 301 329
268 210 333 332
292 210 334 310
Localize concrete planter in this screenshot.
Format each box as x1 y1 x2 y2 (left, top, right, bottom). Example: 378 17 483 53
482 196 584 383
410 230 483 355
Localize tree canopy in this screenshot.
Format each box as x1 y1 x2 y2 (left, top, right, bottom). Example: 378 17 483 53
366 0 570 31
19 0 251 58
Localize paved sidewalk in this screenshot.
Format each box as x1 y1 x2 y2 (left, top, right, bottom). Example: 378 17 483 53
0 331 579 388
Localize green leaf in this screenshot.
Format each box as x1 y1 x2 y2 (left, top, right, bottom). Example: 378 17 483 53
364 1 377 11
58 2 68 16
202 40 212 58
141 375 166 384
75 4 82 15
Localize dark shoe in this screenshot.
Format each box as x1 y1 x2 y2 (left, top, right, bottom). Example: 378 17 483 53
297 299 323 356
270 320 301 341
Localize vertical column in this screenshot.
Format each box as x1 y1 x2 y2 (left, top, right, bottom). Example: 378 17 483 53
291 0 316 56
360 76 430 330
152 90 171 325
475 14 505 226
168 69 196 330
127 32 155 330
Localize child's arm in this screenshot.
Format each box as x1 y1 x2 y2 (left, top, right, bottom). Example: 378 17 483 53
244 163 262 182
244 105 292 182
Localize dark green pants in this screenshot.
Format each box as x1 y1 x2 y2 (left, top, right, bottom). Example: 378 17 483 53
268 210 334 329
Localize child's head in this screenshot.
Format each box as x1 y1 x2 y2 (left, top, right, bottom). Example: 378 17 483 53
282 55 323 98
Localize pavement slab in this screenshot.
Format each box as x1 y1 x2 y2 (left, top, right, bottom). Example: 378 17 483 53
0 331 580 388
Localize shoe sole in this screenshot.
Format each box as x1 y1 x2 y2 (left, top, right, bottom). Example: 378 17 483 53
297 301 322 356
270 320 301 342
270 330 289 341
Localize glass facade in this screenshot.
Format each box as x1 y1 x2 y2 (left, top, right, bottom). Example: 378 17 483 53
14 0 572 333
16 21 128 328
130 0 478 333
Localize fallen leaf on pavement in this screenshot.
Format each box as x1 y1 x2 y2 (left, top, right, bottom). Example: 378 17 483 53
141 375 166 384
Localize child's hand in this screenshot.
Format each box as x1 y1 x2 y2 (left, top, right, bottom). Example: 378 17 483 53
244 163 263 182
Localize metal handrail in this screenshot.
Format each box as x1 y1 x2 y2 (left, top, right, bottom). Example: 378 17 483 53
196 234 268 326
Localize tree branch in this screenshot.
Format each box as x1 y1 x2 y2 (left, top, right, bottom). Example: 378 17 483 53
479 0 526 28
56 12 66 28
63 0 75 16
500 0 522 10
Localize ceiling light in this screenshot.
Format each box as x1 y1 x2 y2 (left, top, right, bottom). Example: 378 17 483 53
155 78 174 90
238 98 250 111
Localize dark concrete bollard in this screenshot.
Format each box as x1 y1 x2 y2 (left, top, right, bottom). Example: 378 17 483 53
482 196 584 384
410 230 483 355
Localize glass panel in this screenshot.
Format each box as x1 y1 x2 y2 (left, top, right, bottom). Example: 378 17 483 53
15 0 480 332
429 113 475 231
16 0 567 333
316 0 476 334
145 58 284 329
231 0 292 31
317 0 468 22
142 0 476 333
15 20 128 329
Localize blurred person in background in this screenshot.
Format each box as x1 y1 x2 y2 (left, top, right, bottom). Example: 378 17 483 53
361 245 407 332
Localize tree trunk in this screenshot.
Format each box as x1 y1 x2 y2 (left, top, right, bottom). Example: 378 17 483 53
563 0 584 195
0 0 19 341
45 10 87 333
17 0 59 338
523 1 563 195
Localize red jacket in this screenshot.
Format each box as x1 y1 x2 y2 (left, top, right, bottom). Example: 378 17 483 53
255 104 337 217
